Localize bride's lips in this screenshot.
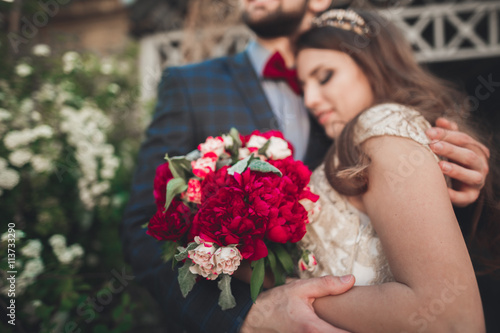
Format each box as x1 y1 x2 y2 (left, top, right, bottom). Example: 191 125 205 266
316 110 335 125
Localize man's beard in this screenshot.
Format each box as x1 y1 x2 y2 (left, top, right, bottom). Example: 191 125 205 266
242 3 308 39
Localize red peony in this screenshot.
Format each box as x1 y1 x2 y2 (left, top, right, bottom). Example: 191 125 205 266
266 200 308 243
268 157 312 195
147 200 192 241
153 162 173 210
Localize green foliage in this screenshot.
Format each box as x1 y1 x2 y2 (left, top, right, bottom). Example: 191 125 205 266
0 37 162 332
218 274 236 310
250 258 265 303
178 260 197 298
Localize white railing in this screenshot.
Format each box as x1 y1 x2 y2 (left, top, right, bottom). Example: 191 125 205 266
385 1 500 62
138 1 500 99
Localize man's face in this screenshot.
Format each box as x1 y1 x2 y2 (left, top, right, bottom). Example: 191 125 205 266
241 0 309 39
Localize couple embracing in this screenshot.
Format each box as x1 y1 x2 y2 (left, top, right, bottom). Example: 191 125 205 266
123 0 497 332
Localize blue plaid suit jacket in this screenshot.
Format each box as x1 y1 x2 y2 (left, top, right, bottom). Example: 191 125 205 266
121 51 332 332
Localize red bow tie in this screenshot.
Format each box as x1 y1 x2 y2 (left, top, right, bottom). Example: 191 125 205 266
262 52 302 95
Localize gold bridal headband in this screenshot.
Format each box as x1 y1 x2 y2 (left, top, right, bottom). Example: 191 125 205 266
311 9 370 36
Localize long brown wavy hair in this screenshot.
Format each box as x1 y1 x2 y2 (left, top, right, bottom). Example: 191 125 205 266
296 9 500 274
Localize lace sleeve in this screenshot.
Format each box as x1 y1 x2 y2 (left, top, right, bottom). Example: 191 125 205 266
353 103 438 161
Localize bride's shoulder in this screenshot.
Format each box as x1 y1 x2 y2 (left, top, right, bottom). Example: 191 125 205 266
354 103 432 147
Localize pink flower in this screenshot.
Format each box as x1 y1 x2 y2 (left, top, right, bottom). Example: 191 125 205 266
298 251 317 272
187 178 202 204
214 246 242 275
198 136 225 157
191 152 217 179
299 190 321 223
188 238 218 280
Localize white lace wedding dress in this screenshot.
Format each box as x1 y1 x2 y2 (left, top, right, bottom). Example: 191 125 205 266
298 103 441 285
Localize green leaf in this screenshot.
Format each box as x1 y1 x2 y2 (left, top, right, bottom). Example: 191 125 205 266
229 128 242 147
248 159 282 176
272 244 295 275
227 128 243 159
267 250 285 286
227 154 252 175
174 241 198 262
257 139 272 157
169 156 193 177
92 324 108 333
165 178 187 211
165 154 192 180
250 258 265 302
178 260 197 297
218 274 236 310
185 149 202 161
122 293 130 306
161 241 178 263
112 304 124 321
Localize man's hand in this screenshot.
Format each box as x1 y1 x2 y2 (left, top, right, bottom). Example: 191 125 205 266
239 275 355 333
427 117 490 207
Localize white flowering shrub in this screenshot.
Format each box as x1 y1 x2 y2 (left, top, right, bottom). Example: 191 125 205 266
0 41 153 333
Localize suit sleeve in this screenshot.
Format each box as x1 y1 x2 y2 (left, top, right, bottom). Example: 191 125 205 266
121 67 253 332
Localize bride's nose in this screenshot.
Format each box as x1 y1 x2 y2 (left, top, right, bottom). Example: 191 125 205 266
303 84 323 114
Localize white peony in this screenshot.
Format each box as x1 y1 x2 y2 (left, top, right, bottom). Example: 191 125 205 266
221 134 234 148
246 135 268 149
265 137 292 160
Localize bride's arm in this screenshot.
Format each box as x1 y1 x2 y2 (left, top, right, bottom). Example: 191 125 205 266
312 135 484 332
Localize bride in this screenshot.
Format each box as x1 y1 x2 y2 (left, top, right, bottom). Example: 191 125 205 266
294 9 488 332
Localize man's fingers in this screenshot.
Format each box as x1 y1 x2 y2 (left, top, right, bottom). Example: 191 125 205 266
293 275 355 299
426 127 490 159
429 140 486 172
305 318 352 333
438 161 485 188
435 117 459 131
448 188 480 208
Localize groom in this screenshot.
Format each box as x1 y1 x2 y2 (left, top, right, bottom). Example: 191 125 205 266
121 0 490 331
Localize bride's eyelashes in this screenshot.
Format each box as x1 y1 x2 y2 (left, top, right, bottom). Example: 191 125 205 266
318 69 334 85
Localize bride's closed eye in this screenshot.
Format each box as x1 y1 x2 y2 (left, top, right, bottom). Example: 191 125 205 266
318 69 334 85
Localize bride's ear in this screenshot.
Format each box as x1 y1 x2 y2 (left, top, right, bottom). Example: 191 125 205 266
308 0 332 14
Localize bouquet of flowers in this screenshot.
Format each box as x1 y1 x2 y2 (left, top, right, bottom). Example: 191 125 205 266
146 128 319 309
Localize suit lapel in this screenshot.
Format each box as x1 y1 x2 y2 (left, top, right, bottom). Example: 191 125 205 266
227 52 278 131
